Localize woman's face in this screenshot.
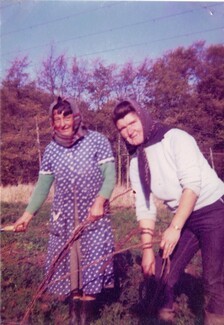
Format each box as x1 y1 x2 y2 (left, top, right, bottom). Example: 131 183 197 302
116 112 144 146
53 110 74 136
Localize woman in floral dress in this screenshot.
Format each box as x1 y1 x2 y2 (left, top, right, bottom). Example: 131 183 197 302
14 97 116 324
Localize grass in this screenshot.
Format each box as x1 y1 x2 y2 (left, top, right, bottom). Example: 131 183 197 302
0 183 54 204
0 183 132 206
1 185 204 324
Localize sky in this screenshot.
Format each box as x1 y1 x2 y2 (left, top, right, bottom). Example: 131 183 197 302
1 0 224 78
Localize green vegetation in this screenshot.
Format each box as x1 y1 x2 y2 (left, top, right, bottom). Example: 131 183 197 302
1 42 224 186
1 202 204 324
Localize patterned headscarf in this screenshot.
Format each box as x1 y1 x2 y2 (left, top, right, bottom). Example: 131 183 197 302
49 96 87 148
114 99 170 206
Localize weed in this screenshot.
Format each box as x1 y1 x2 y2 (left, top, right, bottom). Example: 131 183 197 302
1 203 205 324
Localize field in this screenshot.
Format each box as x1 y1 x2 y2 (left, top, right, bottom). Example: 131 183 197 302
1 185 204 324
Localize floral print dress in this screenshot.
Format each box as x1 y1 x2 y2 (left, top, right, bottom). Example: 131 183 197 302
40 131 114 296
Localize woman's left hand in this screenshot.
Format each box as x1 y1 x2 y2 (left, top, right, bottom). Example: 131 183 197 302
160 189 198 259
160 226 181 259
87 196 106 222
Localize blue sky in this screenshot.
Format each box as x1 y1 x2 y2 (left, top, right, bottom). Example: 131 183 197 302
1 1 224 78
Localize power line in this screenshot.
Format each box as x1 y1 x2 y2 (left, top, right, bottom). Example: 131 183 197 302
1 25 223 75
2 3 222 39
1 2 121 37
0 8 194 56
2 3 223 58
0 0 21 10
76 26 224 59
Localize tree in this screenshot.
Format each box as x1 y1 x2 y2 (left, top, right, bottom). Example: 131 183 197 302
146 46 199 118
3 56 30 89
67 57 90 102
196 44 224 149
1 57 51 185
87 59 116 110
1 43 223 184
114 61 137 100
37 46 68 97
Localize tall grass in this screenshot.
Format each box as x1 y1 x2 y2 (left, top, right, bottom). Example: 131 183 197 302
0 183 133 206
0 183 52 204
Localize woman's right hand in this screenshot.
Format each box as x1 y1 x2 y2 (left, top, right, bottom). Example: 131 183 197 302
141 248 155 276
13 211 33 232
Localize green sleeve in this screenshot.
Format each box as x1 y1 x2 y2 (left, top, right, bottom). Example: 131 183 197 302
25 173 54 214
98 161 116 199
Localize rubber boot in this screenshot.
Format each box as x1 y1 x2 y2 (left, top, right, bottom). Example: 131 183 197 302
80 300 98 325
204 310 224 325
69 299 81 325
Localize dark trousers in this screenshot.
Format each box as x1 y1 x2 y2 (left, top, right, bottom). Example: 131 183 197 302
156 198 224 315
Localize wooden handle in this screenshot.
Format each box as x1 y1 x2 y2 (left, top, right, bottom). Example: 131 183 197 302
1 225 14 232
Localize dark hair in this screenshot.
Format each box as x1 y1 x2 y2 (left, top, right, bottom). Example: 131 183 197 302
113 100 136 124
52 97 73 117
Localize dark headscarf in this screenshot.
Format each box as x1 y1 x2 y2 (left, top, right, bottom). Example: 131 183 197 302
49 97 87 148
114 99 170 206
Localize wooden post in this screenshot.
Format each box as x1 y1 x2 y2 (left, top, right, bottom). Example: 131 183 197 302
126 153 130 189
209 147 215 170
35 116 41 168
117 134 121 186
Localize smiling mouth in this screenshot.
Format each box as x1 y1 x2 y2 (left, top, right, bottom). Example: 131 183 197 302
60 129 71 134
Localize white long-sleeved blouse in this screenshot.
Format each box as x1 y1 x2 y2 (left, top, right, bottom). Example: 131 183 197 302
130 129 224 221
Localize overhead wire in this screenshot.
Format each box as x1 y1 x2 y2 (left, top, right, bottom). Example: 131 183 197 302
0 0 21 10
1 3 223 58
2 2 222 38
1 25 223 74
77 26 224 58
1 2 121 37
1 8 199 56
1 3 223 76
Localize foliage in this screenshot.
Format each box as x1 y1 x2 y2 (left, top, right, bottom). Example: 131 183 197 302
37 45 69 97
1 203 204 324
1 42 224 186
1 64 52 185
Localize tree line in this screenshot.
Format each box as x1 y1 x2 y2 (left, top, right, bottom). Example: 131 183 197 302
1 41 224 186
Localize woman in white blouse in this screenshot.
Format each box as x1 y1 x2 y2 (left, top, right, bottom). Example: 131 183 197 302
113 99 224 325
